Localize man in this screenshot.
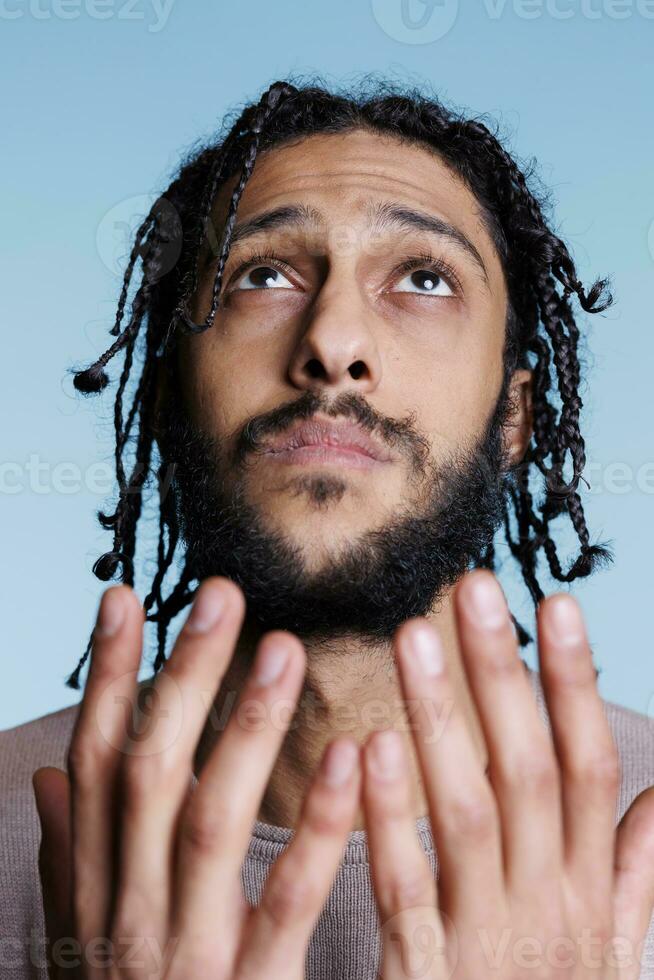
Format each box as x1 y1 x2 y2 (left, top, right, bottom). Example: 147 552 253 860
2 79 653 979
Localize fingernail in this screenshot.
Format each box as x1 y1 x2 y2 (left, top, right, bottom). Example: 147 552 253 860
467 575 506 629
410 625 444 676
251 641 288 686
321 740 358 788
368 729 403 780
185 586 224 634
96 589 125 637
548 595 584 644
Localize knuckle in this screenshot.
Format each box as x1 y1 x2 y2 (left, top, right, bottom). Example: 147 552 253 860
66 737 106 785
302 790 350 836
179 807 224 856
364 780 412 822
303 807 341 838
510 750 559 797
375 867 434 915
444 791 496 843
121 750 179 801
261 870 315 928
572 750 620 793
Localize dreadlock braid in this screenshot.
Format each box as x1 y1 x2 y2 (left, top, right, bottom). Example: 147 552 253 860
72 213 157 395
65 211 184 688
65 78 614 689
174 82 299 336
142 459 180 671
445 117 612 598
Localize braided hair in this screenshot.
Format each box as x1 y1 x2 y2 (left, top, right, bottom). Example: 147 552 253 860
65 78 612 689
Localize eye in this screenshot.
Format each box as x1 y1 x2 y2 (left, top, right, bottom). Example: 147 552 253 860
393 269 454 296
233 265 294 291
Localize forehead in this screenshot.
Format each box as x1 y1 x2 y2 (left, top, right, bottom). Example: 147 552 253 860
210 128 503 280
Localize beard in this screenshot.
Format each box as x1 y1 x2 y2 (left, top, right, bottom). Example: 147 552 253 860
160 381 514 645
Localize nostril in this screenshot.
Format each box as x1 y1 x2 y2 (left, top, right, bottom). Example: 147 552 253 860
306 358 325 379
349 360 365 380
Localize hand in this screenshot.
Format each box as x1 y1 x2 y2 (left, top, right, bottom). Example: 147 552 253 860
362 568 654 979
32 578 360 980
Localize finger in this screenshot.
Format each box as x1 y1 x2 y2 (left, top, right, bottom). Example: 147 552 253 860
537 594 620 904
454 569 564 900
110 577 246 969
362 729 446 980
66 585 144 966
234 738 360 979
612 786 654 980
170 628 307 962
32 767 75 979
394 615 504 929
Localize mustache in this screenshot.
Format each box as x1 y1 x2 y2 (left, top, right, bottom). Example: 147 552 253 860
232 389 432 476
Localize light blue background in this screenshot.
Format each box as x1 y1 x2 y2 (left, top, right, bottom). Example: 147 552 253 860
1 0 653 729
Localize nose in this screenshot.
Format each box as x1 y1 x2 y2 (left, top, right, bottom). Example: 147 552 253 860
286 280 382 396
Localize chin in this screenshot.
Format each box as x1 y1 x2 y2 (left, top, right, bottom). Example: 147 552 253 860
276 517 365 557
250 475 376 522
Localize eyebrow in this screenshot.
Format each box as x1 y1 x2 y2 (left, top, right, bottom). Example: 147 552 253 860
229 204 322 246
368 201 488 283
211 200 489 284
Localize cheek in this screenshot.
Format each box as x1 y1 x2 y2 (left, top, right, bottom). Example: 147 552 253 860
401 325 505 457
179 328 289 438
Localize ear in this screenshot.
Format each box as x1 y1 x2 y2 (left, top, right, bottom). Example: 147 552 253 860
502 367 533 466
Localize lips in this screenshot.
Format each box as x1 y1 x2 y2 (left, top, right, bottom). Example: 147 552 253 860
262 418 393 463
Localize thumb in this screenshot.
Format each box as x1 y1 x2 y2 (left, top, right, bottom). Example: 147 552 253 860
32 767 74 978
612 784 654 980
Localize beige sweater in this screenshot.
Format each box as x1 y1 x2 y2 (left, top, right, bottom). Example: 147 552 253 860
1 665 653 979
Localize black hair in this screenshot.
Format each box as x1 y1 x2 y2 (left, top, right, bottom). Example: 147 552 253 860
65 77 612 689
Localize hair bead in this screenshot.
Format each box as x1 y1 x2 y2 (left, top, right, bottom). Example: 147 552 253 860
73 363 110 394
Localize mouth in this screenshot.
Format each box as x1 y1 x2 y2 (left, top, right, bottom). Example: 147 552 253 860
261 417 394 469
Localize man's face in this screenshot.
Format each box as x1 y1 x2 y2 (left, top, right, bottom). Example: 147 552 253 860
164 128 530 640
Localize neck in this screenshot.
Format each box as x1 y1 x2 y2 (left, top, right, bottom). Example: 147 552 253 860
192 586 489 831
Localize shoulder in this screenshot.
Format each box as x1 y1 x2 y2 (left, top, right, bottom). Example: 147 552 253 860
0 700 81 808
0 701 80 980
602 696 654 815
1 700 81 768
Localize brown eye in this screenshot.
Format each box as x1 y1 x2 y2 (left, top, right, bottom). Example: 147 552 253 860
393 269 453 296
234 265 294 291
